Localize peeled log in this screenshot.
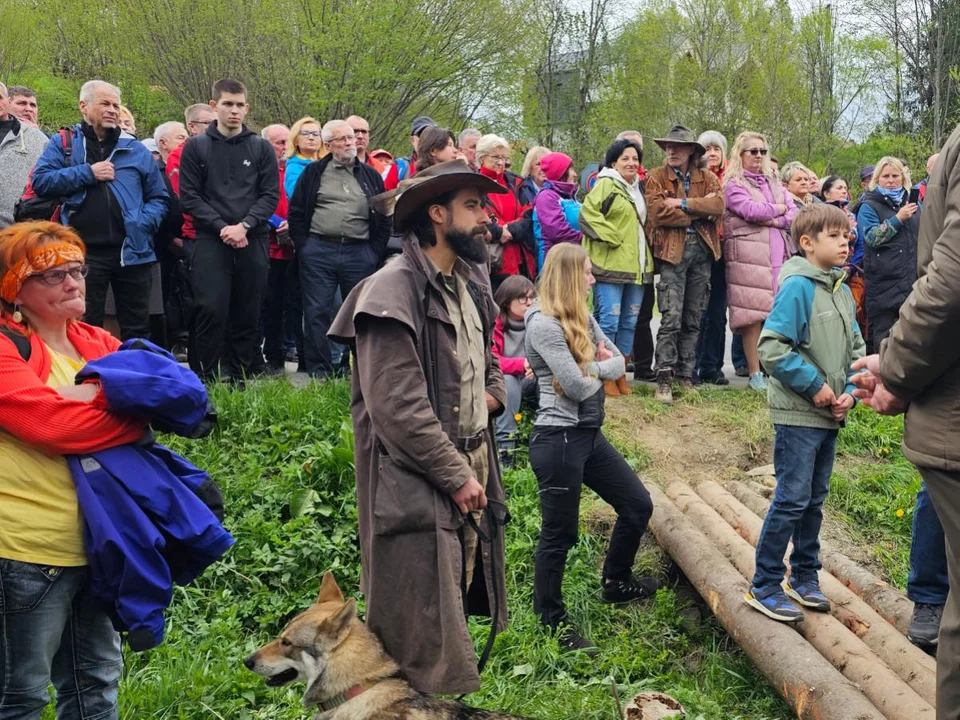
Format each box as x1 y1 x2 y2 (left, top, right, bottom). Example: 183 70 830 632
727 479 914 636
667 482 935 720
697 481 937 705
645 483 884 720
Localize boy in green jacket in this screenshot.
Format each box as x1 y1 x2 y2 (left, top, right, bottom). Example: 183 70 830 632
746 204 866 622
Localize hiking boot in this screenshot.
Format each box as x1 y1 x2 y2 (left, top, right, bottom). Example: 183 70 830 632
734 365 749 378
554 622 599 656
635 368 657 382
745 588 804 623
171 344 188 363
655 377 673 405
784 579 831 611
602 575 662 604
747 372 768 392
676 377 696 391
908 603 944 647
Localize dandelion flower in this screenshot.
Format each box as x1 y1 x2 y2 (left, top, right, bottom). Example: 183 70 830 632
515 413 523 422
896 509 905 518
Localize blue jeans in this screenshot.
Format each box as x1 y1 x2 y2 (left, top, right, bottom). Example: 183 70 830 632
0 560 121 720
299 239 378 377
732 333 746 370
908 483 949 605
752 425 838 596
593 282 645 357
694 258 727 379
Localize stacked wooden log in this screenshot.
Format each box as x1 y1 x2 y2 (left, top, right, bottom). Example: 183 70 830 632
647 480 935 720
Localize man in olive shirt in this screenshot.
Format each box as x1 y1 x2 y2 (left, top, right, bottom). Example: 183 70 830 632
287 119 389 378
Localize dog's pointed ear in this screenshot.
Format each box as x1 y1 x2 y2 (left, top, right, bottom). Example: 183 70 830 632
317 572 345 604
328 597 357 643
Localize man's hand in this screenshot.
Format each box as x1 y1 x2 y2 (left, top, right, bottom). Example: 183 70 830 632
831 393 855 421
850 355 908 415
90 161 115 182
485 391 501 414
452 477 487 515
597 341 613 361
221 223 248 248
277 220 289 233
812 383 836 408
664 197 683 208
56 382 99 402
500 226 513 244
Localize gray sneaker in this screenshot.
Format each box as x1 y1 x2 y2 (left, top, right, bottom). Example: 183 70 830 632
908 603 944 647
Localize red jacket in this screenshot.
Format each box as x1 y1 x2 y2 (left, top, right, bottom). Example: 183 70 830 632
492 315 526 376
0 321 145 455
165 142 195 240
268 164 292 261
479 167 536 278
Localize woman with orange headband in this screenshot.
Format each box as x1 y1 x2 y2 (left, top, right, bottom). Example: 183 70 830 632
0 221 145 718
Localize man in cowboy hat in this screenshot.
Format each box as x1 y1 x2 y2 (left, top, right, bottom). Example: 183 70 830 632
328 159 509 695
645 124 724 404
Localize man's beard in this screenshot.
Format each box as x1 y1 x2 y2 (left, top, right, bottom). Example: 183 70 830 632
334 147 358 164
446 224 489 264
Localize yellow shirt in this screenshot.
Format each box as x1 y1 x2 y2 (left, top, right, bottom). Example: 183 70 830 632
0 347 87 566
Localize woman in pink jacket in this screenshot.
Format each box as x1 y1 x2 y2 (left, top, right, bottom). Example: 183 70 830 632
723 131 798 391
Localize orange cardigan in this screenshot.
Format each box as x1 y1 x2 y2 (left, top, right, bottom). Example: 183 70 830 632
0 321 145 455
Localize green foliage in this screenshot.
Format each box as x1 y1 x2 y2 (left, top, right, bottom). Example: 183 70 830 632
109 379 791 718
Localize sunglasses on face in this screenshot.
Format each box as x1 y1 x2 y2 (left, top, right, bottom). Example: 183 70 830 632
744 148 769 156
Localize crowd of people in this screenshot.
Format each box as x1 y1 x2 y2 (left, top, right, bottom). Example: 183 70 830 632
1 73 957 718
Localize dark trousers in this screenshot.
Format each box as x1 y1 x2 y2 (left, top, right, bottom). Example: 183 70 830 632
299 239 378 377
655 240 712 379
160 248 192 349
732 333 746 370
919 467 960 717
529 427 653 626
188 236 269 380
909 482 950 605
83 247 153 341
695 258 728 379
868 309 899 354
752 425 837 596
262 256 304 367
631 281 656 374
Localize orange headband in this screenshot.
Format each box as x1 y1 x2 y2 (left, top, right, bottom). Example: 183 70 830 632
1 242 86 304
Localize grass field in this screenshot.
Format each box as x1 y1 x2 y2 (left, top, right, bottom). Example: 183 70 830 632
92 378 917 719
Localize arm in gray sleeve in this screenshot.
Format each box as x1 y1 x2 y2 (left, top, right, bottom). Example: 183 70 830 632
589 316 626 380
527 314 603 402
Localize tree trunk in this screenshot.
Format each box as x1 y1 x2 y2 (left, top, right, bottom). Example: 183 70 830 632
645 483 885 720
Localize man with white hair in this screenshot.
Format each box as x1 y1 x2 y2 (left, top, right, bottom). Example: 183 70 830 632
261 123 289 161
458 127 481 170
0 81 47 228
287 119 389 378
31 79 169 340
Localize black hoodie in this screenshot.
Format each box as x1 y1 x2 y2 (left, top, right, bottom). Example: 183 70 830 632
177 123 279 240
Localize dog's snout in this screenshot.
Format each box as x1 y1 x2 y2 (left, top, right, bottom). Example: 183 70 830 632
243 654 256 670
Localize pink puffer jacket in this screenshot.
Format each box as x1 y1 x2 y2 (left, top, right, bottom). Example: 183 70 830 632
723 172 798 330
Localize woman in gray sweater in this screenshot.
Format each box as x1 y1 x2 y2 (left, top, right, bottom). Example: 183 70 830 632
525 243 657 654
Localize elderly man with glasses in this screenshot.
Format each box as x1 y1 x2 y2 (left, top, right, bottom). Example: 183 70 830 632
287 119 390 378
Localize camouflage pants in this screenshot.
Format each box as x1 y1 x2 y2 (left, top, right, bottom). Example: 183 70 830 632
655 239 712 380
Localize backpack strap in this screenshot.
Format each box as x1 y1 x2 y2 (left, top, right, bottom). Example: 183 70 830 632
0 326 31 361
60 127 73 163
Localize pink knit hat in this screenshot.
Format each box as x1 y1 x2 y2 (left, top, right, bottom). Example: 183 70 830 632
540 152 574 183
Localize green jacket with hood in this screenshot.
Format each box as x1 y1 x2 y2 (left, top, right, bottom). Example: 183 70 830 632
758 256 866 429
579 169 654 285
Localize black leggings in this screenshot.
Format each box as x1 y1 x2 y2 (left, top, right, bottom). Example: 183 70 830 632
529 426 653 627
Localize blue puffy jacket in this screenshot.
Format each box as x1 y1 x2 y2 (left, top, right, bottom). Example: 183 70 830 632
69 340 233 651
31 125 169 266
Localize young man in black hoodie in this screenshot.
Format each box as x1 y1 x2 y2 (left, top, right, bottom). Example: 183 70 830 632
179 78 279 383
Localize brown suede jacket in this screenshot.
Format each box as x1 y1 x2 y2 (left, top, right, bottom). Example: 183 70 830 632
644 163 724 265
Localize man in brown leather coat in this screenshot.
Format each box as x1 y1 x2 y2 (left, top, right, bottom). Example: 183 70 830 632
328 160 508 696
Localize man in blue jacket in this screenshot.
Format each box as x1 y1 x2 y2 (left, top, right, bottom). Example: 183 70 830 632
32 80 169 340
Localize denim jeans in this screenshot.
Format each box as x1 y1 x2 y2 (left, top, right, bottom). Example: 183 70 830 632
529 427 653 626
732 333 746 370
299 239 378 377
494 375 538 449
593 282 645 357
0 559 121 720
908 482 949 605
694 258 727 379
752 425 838 597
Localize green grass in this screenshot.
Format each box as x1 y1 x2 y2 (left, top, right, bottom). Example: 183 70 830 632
105 379 792 719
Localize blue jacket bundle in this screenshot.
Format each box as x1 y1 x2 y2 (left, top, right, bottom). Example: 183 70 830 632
69 340 234 651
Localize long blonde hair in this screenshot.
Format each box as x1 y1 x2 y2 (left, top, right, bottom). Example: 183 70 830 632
538 244 595 395
284 116 321 160
723 131 774 186
869 156 912 192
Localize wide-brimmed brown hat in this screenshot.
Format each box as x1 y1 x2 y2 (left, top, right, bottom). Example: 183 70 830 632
372 159 507 231
653 125 706 156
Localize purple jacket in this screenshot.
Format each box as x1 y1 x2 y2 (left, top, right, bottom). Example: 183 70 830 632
723 171 798 330
534 180 581 257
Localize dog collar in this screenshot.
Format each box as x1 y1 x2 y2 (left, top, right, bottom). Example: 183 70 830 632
315 682 373 713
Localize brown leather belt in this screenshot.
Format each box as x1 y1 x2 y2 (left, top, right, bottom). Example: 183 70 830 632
456 431 485 452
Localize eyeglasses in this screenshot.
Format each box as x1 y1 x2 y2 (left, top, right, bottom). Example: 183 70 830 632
517 294 537 304
33 265 89 286
488 155 510 165
328 135 356 144
299 130 321 138
745 148 769 156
